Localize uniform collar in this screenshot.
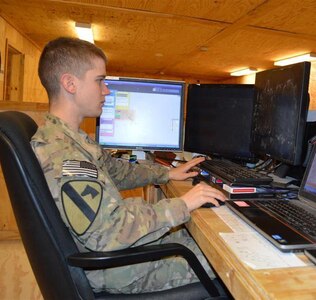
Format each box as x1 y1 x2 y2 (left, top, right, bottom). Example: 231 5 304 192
44 113 103 163
45 113 90 142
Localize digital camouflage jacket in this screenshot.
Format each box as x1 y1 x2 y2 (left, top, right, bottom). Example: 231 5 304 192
31 114 190 252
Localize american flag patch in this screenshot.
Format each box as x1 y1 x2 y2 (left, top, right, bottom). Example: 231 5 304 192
62 160 98 178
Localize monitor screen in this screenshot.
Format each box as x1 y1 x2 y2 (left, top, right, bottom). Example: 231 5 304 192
299 144 316 204
96 77 184 151
184 84 257 162
251 62 311 166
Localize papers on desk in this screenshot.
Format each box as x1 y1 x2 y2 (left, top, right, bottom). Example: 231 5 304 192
213 206 306 269
219 231 306 269
213 205 253 233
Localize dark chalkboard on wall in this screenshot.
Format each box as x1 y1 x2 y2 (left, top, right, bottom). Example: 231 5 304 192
251 62 311 166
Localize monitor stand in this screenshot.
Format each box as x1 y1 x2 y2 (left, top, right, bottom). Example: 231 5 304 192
274 163 305 182
132 150 147 160
275 164 290 178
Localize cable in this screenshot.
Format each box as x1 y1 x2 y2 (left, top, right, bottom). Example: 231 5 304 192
254 158 273 172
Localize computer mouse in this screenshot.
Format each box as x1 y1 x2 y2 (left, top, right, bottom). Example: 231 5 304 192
201 201 226 208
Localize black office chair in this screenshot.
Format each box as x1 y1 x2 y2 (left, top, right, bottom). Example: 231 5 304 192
0 111 229 300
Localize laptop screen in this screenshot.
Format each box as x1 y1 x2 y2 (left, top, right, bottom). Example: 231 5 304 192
299 145 316 205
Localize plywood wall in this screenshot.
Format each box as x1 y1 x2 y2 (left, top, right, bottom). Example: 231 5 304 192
309 63 316 110
0 240 43 300
0 16 47 103
0 17 5 98
0 109 46 235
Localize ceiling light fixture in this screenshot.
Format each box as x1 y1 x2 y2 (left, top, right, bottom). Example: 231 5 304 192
230 67 257 76
199 46 208 52
75 22 94 43
274 53 316 66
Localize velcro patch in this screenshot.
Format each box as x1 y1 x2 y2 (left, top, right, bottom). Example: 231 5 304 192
61 180 102 235
62 160 98 178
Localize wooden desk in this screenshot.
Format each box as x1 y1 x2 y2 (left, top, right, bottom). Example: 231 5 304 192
161 180 316 300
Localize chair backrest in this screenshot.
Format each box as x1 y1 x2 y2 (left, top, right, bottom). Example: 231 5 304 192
0 111 94 300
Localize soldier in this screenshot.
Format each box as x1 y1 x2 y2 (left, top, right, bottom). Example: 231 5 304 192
31 37 226 294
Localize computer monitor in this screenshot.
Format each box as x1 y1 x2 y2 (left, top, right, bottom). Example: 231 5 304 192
184 84 257 162
96 77 184 152
251 62 311 166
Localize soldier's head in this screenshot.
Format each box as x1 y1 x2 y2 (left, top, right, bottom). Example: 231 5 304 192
38 37 107 100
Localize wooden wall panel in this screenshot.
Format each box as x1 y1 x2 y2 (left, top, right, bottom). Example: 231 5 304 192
0 17 5 100
0 164 18 234
81 117 97 139
120 187 144 199
0 16 47 103
0 109 47 235
0 240 42 300
309 62 316 110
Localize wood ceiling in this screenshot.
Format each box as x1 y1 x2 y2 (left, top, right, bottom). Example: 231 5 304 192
1 0 316 82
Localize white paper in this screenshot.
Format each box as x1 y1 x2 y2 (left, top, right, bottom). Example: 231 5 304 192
212 205 253 232
212 206 306 269
220 231 306 269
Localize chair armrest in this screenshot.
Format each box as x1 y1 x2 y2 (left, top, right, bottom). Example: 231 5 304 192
68 242 220 297
68 243 191 269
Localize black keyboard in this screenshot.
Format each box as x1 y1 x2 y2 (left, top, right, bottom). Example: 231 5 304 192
257 200 316 239
199 159 272 186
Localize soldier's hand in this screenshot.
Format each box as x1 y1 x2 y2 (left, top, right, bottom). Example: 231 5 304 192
169 156 205 181
181 182 226 212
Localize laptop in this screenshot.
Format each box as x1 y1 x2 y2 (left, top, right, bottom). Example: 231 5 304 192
225 145 316 252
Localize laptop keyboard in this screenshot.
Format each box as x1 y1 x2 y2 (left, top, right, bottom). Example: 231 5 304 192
200 159 273 186
257 200 316 239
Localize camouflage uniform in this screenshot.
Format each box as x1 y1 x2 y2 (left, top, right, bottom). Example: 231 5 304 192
31 114 215 293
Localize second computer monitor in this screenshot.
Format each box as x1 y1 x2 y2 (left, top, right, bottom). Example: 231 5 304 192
184 84 256 162
251 62 311 166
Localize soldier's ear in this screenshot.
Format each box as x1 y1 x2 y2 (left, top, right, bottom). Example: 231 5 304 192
60 73 76 94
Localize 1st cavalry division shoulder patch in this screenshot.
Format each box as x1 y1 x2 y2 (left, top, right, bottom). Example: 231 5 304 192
61 180 102 235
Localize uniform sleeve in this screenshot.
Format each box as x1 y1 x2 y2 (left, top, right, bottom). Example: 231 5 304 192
99 149 170 190
57 174 190 252
79 192 191 251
